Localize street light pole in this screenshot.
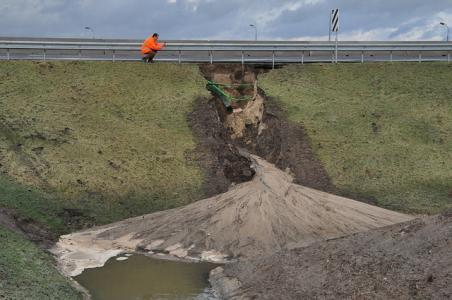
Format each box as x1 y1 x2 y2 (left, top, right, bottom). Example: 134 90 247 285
84 27 95 39
249 24 258 41
440 22 449 42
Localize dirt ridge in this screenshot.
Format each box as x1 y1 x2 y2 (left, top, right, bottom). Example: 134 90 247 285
214 212 452 300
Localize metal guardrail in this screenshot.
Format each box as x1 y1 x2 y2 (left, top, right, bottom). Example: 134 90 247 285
0 38 451 65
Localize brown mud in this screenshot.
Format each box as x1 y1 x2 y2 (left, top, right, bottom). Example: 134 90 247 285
238 95 336 192
191 64 335 198
0 208 55 248
214 211 452 300
187 97 255 198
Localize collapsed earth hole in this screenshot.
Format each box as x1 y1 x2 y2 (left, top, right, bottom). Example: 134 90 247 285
190 64 336 198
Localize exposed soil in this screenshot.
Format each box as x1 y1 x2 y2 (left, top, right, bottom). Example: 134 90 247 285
187 97 255 198
188 64 335 205
0 208 56 248
214 211 452 300
239 95 336 192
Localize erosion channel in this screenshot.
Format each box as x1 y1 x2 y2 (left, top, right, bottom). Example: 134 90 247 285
53 64 412 299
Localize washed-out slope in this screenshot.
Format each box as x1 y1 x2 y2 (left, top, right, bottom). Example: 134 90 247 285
53 155 411 276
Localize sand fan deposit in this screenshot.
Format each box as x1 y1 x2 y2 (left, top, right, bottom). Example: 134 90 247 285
53 155 412 276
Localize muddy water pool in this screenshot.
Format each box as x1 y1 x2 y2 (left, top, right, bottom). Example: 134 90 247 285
75 254 219 300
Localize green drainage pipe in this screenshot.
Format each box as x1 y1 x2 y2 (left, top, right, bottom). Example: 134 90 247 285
206 81 253 112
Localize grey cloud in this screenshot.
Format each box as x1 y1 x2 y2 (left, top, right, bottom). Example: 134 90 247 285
0 0 451 41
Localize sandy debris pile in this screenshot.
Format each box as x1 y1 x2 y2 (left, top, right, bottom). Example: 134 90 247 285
53 155 411 276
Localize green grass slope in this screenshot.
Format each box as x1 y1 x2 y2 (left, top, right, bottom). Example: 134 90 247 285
0 61 209 232
260 63 452 214
0 226 82 299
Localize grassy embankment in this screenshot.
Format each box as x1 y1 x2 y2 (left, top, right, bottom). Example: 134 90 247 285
0 226 83 299
0 61 209 232
0 61 209 299
260 63 452 214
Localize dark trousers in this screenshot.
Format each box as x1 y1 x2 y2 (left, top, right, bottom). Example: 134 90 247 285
142 51 157 63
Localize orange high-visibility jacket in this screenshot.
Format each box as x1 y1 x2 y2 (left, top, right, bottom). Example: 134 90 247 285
141 36 165 54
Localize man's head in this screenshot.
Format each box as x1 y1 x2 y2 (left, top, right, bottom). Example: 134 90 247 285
152 33 159 41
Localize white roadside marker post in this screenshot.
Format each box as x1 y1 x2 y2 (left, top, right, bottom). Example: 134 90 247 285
331 9 340 64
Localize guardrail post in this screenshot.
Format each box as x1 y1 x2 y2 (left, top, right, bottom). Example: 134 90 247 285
418 52 422 63
178 50 181 64
112 50 116 62
241 51 244 66
209 50 213 64
335 42 338 64
361 51 364 64
301 51 304 64
390 51 393 63
6 48 10 60
331 51 334 64
43 49 46 61
272 50 275 69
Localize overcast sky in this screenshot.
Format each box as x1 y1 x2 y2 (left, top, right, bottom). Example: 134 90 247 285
1 0 451 41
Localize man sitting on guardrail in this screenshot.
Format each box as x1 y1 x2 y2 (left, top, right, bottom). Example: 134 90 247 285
141 33 166 63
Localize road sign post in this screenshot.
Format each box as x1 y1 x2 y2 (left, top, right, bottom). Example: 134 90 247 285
330 9 340 63
335 28 339 63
